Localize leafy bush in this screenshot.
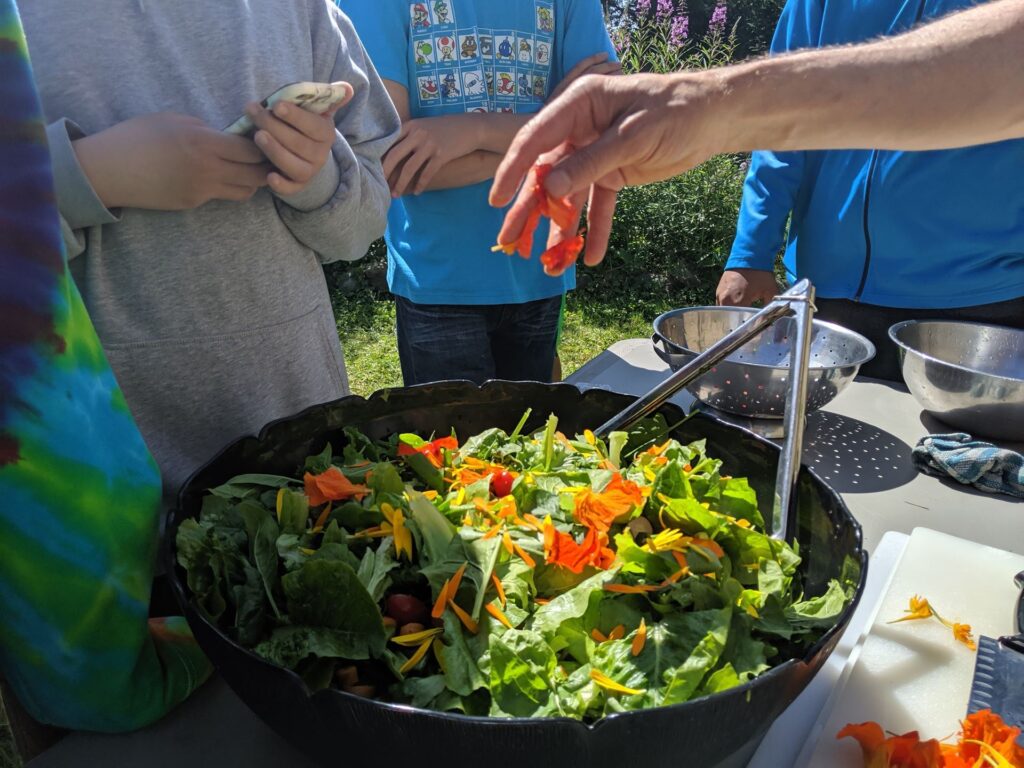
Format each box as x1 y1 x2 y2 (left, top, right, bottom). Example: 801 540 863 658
581 1 754 312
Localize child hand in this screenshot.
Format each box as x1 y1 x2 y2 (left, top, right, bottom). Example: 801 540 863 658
73 113 271 210
548 52 622 103
382 116 480 197
247 88 353 196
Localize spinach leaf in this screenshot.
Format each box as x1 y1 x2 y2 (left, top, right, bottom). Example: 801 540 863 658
356 537 398 602
255 624 379 669
232 563 269 647
488 629 558 717
209 474 298 500
367 461 405 496
276 488 309 536
407 490 455 564
303 443 333 474
281 559 385 657
531 569 617 639
436 612 487 696
716 477 765 528
591 605 732 710
396 675 448 708
785 579 849 631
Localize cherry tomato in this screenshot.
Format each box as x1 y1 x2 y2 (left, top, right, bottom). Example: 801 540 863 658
384 594 428 625
490 471 515 498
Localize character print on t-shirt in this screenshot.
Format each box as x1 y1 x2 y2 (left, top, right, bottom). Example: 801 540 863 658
411 2 431 30
409 1 558 114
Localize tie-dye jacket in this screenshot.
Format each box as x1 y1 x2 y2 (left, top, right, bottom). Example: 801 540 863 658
0 1 210 731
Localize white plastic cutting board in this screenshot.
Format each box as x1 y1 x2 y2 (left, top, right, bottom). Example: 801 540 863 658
801 527 1024 767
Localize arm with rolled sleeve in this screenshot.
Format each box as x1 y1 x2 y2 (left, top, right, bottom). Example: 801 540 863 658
272 5 401 264
45 118 119 260
726 0 821 271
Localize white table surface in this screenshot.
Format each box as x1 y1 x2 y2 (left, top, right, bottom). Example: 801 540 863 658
28 340 1023 767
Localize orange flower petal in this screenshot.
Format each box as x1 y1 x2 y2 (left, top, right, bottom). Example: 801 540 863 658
485 602 515 630
448 598 479 634
449 563 468 596
304 466 369 505
431 578 451 619
491 573 507 609
512 542 536 569
608 624 626 641
540 235 585 278
573 474 644 533
631 619 647 656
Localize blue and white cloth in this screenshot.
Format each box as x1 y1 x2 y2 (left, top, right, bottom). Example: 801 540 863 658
912 433 1024 499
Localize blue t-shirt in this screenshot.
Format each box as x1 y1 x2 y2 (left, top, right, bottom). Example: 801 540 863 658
342 0 615 305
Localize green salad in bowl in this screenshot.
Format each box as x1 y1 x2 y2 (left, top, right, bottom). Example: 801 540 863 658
176 411 855 721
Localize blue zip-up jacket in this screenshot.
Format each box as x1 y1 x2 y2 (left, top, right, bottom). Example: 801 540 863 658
726 0 1024 309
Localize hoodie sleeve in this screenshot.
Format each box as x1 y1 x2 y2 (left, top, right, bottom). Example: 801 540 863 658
726 0 822 272
271 4 401 264
44 118 120 261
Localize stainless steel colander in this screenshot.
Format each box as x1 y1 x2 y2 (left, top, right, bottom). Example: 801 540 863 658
652 306 875 419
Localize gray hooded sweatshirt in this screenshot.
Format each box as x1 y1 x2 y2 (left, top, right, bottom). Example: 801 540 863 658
20 1 400 501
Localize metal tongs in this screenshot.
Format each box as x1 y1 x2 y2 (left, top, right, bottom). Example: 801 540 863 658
595 279 817 542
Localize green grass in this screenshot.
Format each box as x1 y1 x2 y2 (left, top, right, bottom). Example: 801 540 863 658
329 272 673 396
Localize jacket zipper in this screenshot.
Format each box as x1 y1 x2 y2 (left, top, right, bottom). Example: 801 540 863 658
853 0 927 303
853 151 880 302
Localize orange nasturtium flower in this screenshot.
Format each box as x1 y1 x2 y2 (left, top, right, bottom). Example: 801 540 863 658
573 473 644 532
398 435 458 468
304 466 370 506
838 709 1024 768
491 163 586 277
889 595 976 651
543 521 616 574
837 721 946 767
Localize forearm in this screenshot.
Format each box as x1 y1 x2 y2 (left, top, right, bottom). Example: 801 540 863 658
712 0 1024 153
419 150 502 192
404 113 532 156
45 120 119 258
470 114 533 154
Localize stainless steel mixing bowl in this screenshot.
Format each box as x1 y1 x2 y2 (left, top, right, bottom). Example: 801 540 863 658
889 320 1024 441
653 307 876 419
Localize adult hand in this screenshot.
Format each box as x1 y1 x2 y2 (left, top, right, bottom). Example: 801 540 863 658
716 269 780 307
382 116 482 197
247 84 353 197
491 72 727 266
548 51 622 103
74 112 272 210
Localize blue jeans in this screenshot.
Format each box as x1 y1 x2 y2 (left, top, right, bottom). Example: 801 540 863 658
395 295 562 386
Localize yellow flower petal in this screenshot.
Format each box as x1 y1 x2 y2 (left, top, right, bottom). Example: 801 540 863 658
590 669 644 696
390 627 443 646
399 637 434 674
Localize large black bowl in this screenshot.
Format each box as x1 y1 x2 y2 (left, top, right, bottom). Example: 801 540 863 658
166 381 866 768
